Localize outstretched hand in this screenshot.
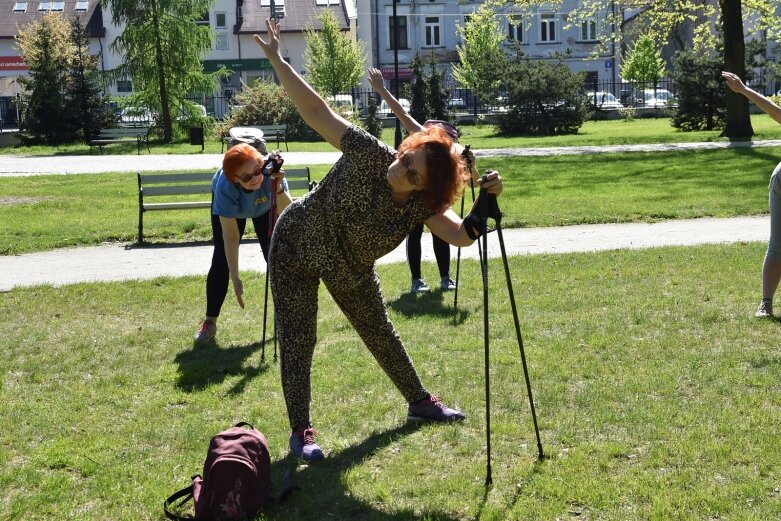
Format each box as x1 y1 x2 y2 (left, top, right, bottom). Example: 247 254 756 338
721 71 746 94
253 19 282 58
367 67 384 92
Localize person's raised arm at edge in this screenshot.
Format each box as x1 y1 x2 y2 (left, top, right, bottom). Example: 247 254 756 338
367 66 423 135
722 71 781 125
253 19 349 149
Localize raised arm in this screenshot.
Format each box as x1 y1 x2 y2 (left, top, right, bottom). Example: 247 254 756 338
722 71 781 125
367 66 423 135
254 19 349 149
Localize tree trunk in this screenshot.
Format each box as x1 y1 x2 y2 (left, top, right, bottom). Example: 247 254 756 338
151 0 172 143
720 0 753 138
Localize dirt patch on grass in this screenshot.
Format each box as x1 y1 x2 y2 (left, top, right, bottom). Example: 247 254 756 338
0 196 45 206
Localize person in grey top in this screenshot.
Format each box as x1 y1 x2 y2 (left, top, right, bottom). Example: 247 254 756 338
723 71 781 317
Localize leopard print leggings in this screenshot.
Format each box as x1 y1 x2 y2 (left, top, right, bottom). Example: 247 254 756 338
269 203 429 429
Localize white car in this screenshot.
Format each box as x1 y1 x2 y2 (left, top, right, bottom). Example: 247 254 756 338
378 98 411 117
448 98 468 111
586 91 624 109
636 89 676 108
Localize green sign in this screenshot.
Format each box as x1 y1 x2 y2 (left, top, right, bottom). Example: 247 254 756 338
202 58 273 72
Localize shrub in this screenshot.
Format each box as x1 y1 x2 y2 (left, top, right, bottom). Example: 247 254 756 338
217 79 319 141
670 50 725 131
496 51 586 135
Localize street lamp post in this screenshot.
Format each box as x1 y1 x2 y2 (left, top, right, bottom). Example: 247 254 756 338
392 0 402 148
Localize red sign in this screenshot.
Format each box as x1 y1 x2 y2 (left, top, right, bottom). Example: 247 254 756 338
381 68 413 80
0 56 28 71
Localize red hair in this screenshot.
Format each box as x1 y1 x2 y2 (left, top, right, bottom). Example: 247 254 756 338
222 142 262 183
397 125 470 212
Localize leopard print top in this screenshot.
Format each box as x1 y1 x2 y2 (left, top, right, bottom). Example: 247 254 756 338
282 125 435 269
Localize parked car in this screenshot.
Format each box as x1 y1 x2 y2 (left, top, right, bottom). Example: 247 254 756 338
586 91 624 109
326 94 356 116
448 97 468 111
378 98 410 117
636 89 676 108
120 107 155 126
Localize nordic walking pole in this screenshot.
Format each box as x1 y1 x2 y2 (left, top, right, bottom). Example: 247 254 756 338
454 145 477 312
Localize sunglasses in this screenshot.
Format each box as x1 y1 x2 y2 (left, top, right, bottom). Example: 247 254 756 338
237 165 263 183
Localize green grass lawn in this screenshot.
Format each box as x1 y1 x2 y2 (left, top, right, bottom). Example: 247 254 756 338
2 242 780 520
1 146 778 254
2 113 781 156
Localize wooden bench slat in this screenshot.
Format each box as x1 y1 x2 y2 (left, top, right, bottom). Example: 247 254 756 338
143 185 213 196
143 202 211 210
139 172 214 183
91 126 151 155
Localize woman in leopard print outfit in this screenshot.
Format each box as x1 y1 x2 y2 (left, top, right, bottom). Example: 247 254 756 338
255 21 504 461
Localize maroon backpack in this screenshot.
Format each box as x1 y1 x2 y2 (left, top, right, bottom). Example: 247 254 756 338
165 422 272 521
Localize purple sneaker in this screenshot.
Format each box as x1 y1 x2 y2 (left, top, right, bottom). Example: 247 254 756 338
407 395 466 423
289 428 324 462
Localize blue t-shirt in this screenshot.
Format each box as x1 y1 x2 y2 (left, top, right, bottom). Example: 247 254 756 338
211 168 288 219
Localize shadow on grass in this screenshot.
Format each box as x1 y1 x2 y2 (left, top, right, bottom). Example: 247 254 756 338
174 340 270 394
388 290 470 324
266 422 462 521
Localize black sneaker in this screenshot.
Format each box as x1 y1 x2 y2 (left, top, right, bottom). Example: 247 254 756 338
755 300 773 318
407 395 465 423
410 279 430 293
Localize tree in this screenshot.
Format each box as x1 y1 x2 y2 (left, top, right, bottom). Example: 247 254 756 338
15 12 74 144
497 50 586 136
509 0 781 138
68 16 115 143
670 50 726 130
452 1 505 104
622 35 666 90
409 53 428 124
304 10 366 97
426 56 451 121
105 0 223 143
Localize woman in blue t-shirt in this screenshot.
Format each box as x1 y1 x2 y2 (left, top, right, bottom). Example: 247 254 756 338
194 142 291 343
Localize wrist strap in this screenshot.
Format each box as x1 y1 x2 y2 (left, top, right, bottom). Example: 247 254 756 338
463 213 482 240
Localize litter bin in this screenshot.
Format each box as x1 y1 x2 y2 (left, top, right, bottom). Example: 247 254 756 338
189 124 204 152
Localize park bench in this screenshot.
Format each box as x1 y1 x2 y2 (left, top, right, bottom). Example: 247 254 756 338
221 124 288 153
91 127 151 155
136 167 313 243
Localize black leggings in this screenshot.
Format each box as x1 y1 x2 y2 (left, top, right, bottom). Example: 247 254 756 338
406 223 450 280
205 210 271 317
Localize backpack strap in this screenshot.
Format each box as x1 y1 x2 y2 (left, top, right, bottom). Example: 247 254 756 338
234 421 255 430
163 484 195 521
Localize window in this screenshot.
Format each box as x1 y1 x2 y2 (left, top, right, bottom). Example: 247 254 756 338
51 1 64 11
116 80 132 93
195 12 210 26
389 15 408 50
539 13 557 43
75 0 89 11
314 0 339 5
13 1 27 12
38 1 51 11
508 15 523 43
215 33 228 50
581 19 597 41
215 12 227 28
424 16 441 47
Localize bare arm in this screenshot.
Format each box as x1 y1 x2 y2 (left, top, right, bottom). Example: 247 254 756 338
424 171 504 246
219 216 245 308
254 20 349 149
367 66 423 135
722 71 781 125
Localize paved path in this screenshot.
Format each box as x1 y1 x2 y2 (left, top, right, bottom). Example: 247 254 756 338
2 139 781 176
0 141 776 291
0 215 768 291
